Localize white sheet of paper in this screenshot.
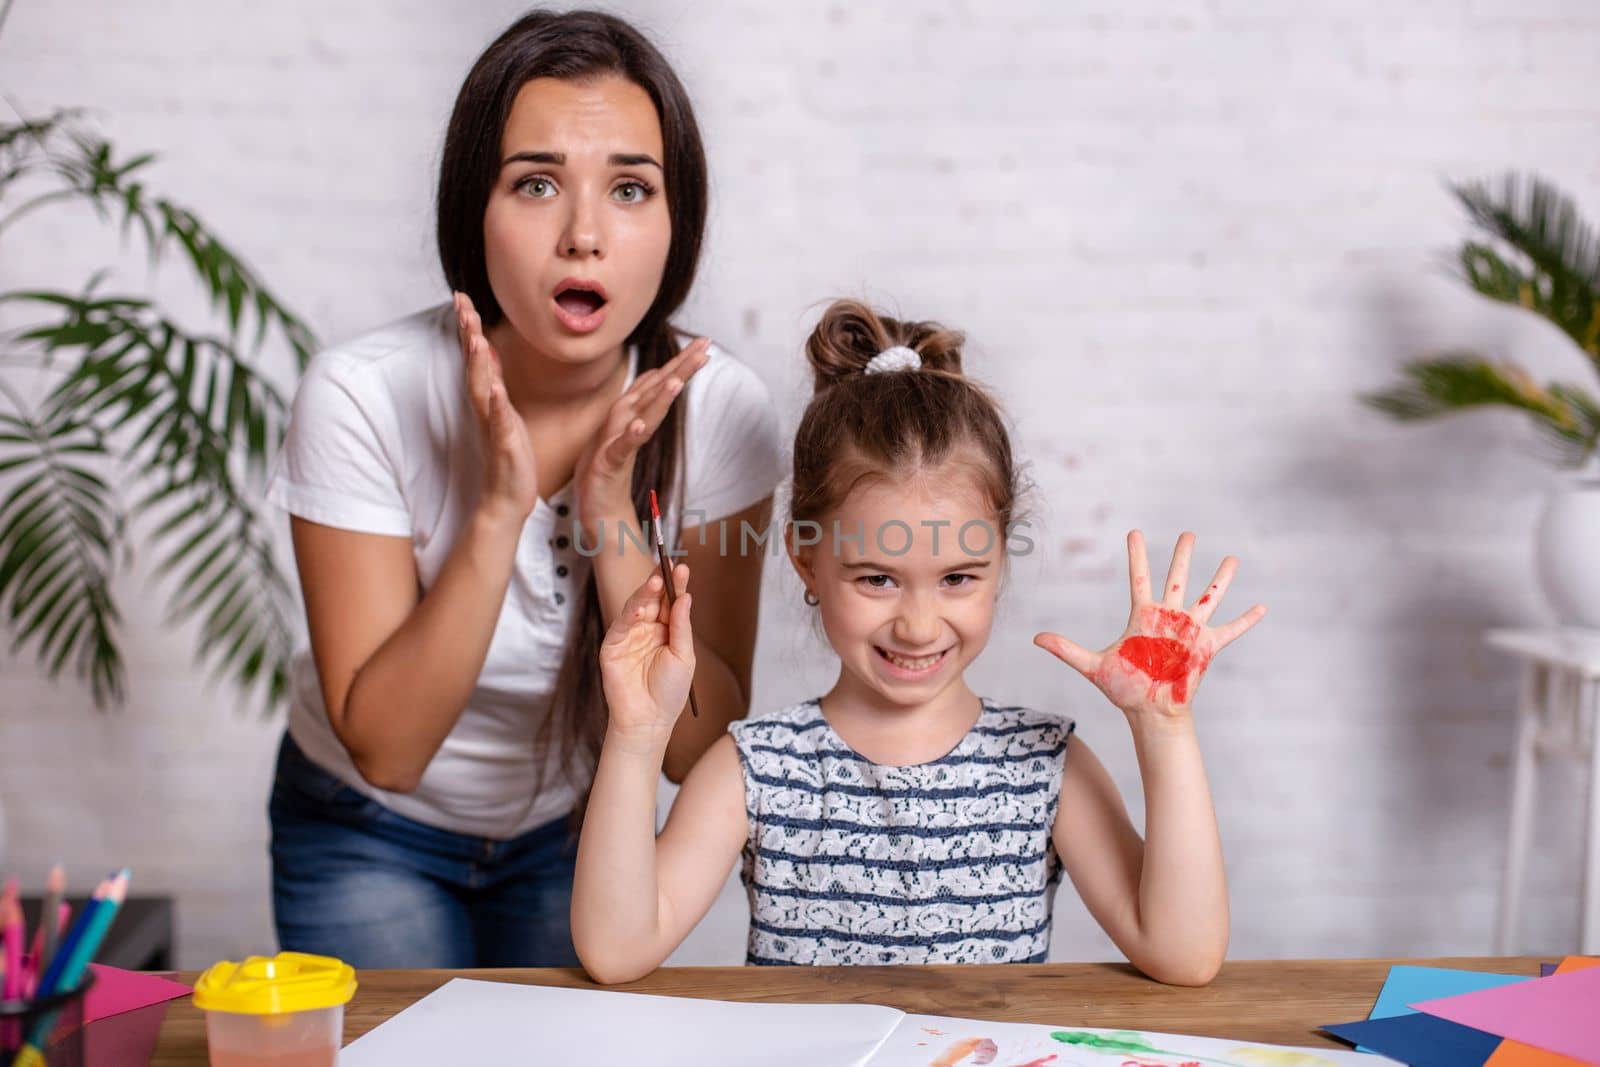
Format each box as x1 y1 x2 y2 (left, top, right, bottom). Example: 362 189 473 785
338 978 907 1067
866 1013 1404 1066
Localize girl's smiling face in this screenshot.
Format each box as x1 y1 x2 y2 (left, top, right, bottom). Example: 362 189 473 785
789 465 1005 712
483 74 672 365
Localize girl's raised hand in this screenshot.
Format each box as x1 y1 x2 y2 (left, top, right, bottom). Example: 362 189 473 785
572 337 711 532
456 291 540 526
599 563 697 746
1033 530 1266 720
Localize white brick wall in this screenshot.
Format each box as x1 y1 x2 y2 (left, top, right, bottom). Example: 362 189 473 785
3 0 1598 969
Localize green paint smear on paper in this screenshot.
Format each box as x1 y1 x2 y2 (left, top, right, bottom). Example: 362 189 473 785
1049 1031 1318 1067
1049 1031 1158 1054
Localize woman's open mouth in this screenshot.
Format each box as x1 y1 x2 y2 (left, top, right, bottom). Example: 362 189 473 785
552 278 609 333
874 645 951 679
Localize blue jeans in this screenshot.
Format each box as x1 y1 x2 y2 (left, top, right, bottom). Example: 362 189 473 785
268 732 581 968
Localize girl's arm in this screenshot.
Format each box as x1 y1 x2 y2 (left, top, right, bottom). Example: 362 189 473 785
1051 726 1227 986
572 564 749 985
573 733 747 984
1036 529 1265 986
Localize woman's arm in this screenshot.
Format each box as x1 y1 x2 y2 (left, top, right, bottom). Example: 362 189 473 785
590 496 772 783
297 292 541 793
572 565 749 984
290 505 522 794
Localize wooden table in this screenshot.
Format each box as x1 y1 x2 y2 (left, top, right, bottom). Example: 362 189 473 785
146 956 1544 1064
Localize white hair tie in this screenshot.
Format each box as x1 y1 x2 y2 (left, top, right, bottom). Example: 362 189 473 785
864 345 922 375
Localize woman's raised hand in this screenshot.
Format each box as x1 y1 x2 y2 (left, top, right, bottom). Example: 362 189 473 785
456 291 540 526
572 337 711 532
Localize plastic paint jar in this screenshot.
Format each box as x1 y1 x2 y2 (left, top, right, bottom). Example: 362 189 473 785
193 952 356 1067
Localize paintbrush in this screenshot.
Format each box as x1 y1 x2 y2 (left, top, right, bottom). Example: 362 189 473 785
649 489 699 718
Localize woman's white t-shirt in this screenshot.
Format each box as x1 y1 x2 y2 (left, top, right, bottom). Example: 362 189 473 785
265 304 784 840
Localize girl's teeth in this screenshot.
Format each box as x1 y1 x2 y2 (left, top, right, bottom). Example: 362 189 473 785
885 650 940 671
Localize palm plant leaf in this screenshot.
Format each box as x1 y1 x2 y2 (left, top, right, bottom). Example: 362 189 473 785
0 398 124 706
0 110 81 197
1 288 295 709
1366 174 1600 469
0 110 316 711
140 478 292 710
9 287 289 484
0 115 315 370
55 129 315 368
1450 174 1600 368
1364 354 1600 466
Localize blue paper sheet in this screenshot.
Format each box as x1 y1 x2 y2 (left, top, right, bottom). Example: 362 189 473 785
1343 964 1533 1056
1369 965 1530 1021
1324 1013 1503 1067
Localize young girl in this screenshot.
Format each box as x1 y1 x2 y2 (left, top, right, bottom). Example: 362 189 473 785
571 300 1265 985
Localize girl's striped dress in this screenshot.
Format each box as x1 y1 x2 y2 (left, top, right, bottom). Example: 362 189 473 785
728 696 1075 965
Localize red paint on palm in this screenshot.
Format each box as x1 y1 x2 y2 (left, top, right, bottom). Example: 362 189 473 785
1150 606 1198 641
1116 637 1194 702
1114 608 1210 704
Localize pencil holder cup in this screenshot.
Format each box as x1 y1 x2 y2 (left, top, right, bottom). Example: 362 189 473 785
0 968 96 1067
193 952 356 1067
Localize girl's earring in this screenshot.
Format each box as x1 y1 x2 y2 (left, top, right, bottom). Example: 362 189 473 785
803 589 819 607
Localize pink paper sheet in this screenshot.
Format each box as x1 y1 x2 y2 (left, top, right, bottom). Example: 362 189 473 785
83 965 190 1024
86 1000 171 1065
1411 965 1600 1064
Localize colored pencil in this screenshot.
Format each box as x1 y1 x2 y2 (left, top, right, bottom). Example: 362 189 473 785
33 879 105 999
1 879 21 1002
51 870 127 992
37 866 63 979
15 870 129 1067
649 489 698 718
0 955 10 1050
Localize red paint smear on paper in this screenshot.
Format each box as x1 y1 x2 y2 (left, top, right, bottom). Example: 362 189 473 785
1006 1057 1058 1067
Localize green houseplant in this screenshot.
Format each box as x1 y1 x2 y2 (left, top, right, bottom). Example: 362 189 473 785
1364 173 1600 626
0 109 314 710
1364 173 1600 464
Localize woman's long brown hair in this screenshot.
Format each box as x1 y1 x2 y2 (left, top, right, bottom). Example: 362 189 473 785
435 10 706 822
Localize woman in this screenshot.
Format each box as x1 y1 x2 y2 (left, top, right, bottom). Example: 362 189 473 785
264 9 781 968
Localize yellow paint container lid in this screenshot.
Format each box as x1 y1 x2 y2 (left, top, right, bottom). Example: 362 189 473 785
193 951 357 1015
